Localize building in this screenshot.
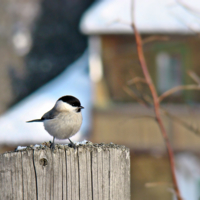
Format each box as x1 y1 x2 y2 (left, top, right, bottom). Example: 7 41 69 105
80 0 200 199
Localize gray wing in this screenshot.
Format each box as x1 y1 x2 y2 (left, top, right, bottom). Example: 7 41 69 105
27 107 59 123
42 108 59 120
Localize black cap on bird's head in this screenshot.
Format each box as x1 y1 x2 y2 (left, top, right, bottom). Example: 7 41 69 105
58 95 84 109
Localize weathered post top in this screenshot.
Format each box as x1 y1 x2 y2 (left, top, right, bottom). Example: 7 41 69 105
0 142 130 200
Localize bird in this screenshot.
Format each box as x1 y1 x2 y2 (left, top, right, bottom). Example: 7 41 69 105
27 95 84 149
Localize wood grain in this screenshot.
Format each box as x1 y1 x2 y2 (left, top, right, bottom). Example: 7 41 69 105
0 143 130 200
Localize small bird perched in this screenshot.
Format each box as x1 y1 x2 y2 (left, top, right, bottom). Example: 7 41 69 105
27 95 84 149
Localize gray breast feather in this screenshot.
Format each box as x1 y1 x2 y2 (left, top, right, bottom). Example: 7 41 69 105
43 112 83 139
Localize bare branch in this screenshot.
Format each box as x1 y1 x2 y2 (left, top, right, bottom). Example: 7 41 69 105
127 77 147 85
169 11 200 36
159 85 200 102
143 36 170 44
161 108 200 135
175 0 200 16
172 1 200 35
123 86 149 107
126 78 153 106
167 187 185 200
145 182 173 188
126 87 200 135
131 0 134 23
131 0 182 198
146 182 183 200
188 70 200 85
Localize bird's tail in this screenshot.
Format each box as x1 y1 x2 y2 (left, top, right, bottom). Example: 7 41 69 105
26 119 43 123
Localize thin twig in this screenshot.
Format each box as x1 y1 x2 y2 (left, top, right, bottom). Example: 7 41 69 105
167 187 185 200
159 85 200 102
127 77 151 103
175 0 200 16
169 3 200 36
145 182 173 188
188 70 200 85
127 77 147 85
127 77 200 136
161 108 200 135
143 36 170 44
131 0 182 198
123 86 149 107
127 80 200 136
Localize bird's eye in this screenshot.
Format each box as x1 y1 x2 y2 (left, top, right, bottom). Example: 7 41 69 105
72 104 75 106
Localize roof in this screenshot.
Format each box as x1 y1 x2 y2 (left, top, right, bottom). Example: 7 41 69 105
80 0 200 34
0 51 92 145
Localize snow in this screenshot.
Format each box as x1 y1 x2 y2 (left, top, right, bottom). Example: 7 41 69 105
33 144 41 149
16 146 27 150
75 139 89 145
80 0 200 34
0 50 92 145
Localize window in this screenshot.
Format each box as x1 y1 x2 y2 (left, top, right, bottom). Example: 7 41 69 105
156 52 183 95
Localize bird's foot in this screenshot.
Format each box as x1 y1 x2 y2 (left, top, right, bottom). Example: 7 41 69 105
50 142 55 151
68 139 76 149
68 142 76 149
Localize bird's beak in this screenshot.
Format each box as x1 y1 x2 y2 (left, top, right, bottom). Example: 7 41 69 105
79 106 84 109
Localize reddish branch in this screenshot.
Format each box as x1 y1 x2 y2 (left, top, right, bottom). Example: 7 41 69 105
131 23 182 200
159 85 200 102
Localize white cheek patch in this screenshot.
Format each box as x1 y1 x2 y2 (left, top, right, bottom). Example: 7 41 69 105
55 100 76 111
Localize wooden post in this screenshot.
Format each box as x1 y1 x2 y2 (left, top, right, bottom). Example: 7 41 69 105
0 143 130 200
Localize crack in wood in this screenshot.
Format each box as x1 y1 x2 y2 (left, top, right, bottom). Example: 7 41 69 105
33 150 38 200
0 144 130 200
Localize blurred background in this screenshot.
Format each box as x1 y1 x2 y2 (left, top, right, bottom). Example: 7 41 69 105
1 0 200 199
